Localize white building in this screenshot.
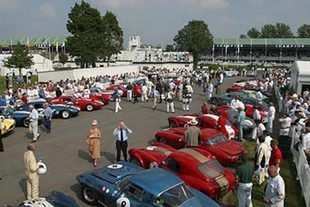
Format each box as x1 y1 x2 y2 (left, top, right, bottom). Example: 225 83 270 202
290 61 310 94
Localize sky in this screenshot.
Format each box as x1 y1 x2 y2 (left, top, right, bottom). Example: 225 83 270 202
0 0 309 45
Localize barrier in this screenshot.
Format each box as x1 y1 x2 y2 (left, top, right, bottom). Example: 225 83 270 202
291 138 310 207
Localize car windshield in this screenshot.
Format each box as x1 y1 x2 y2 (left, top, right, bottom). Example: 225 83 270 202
198 160 224 179
4 106 15 114
155 183 194 207
205 135 228 146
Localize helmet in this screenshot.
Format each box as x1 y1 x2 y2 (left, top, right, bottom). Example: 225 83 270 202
37 161 47 175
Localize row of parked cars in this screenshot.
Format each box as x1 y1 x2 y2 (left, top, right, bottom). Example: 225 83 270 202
16 78 270 207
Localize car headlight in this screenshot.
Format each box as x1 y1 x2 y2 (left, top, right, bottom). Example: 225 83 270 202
228 155 239 161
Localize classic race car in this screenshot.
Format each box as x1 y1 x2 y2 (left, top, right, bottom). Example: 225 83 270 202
129 143 235 199
168 114 236 140
17 191 78 207
0 115 15 135
50 95 104 111
155 128 247 166
89 87 114 105
77 161 219 207
0 105 43 127
106 83 142 97
16 99 80 119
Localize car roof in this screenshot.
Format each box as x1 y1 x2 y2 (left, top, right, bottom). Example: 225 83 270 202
200 128 223 141
129 168 183 196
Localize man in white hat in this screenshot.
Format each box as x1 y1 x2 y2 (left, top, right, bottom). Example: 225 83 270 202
184 119 201 147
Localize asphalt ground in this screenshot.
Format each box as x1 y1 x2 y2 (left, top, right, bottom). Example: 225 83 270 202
0 76 247 206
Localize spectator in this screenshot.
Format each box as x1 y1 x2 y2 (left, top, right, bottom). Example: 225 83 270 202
254 136 268 185
267 102 276 134
237 106 246 141
184 119 201 147
87 120 101 167
166 90 175 113
113 121 132 162
278 113 292 155
264 165 285 207
269 139 283 169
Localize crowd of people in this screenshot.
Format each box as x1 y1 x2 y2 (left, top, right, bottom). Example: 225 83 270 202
2 65 308 207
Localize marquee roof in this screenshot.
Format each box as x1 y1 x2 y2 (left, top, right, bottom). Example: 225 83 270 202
214 38 310 47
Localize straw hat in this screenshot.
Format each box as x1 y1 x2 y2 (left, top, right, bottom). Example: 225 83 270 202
187 119 198 126
92 120 98 126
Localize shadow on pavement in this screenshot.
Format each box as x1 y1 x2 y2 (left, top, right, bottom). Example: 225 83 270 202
78 149 91 163
70 183 84 204
101 151 115 163
18 178 27 198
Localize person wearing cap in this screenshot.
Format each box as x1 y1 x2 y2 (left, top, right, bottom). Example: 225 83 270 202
184 119 201 147
28 104 40 142
87 120 101 167
113 121 132 162
24 143 41 200
264 165 285 207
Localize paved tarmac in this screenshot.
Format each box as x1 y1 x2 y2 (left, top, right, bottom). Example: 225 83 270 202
0 76 245 206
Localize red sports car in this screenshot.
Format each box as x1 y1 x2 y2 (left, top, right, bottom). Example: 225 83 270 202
168 114 236 140
106 84 142 97
89 87 113 105
155 128 247 166
50 95 103 111
129 142 235 199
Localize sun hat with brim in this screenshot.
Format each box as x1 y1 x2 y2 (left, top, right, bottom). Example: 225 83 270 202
92 120 98 126
187 119 198 126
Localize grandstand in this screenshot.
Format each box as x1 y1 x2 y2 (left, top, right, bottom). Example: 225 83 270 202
202 38 310 64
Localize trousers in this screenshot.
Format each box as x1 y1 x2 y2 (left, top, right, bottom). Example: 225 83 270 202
26 174 39 200
115 100 122 113
153 97 158 109
127 90 132 101
237 183 253 207
166 102 175 113
116 140 128 162
43 116 51 133
267 117 274 133
29 121 39 141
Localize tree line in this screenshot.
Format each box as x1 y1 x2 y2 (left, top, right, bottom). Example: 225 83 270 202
240 23 310 38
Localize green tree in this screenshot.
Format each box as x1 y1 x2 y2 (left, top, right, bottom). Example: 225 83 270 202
261 24 277 38
66 1 103 68
59 52 68 67
297 24 310 38
174 20 213 69
165 44 175 51
239 34 248 39
99 11 123 65
247 28 261 38
274 22 294 38
4 42 33 77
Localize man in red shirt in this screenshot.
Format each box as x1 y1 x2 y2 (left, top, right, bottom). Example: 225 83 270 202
269 139 283 168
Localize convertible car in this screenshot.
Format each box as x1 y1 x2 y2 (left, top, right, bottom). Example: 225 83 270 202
129 143 235 199
50 95 104 111
17 191 78 207
77 161 219 207
168 114 236 140
16 99 80 119
106 83 142 97
155 128 247 166
0 116 15 135
0 105 43 127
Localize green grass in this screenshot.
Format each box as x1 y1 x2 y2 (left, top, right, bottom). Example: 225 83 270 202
0 75 38 93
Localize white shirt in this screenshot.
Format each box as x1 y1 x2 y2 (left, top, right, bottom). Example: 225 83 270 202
302 133 310 151
268 106 276 119
256 91 263 101
142 85 148 94
264 175 285 207
29 108 39 122
257 123 266 137
253 109 261 120
219 73 224 83
230 99 244 110
279 117 292 136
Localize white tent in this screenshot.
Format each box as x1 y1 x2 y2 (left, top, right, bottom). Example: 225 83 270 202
290 61 310 95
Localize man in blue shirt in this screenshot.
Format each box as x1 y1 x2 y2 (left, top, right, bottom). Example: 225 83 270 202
43 103 53 134
113 121 132 162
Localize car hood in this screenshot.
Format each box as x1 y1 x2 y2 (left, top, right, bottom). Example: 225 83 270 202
213 141 245 156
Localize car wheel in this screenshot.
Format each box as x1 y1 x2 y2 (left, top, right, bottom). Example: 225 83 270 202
86 104 94 111
61 110 70 119
81 186 98 205
130 157 142 167
23 119 30 127
158 137 167 144
169 121 177 128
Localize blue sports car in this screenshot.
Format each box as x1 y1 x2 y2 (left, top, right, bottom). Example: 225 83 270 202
16 99 80 119
0 105 43 127
17 191 79 207
77 161 219 207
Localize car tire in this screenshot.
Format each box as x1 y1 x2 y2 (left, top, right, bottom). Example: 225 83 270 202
169 121 177 128
130 157 142 167
61 110 70 119
86 104 94 111
81 185 98 205
23 119 30 127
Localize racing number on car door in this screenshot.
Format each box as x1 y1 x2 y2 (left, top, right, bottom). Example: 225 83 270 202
116 197 130 207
